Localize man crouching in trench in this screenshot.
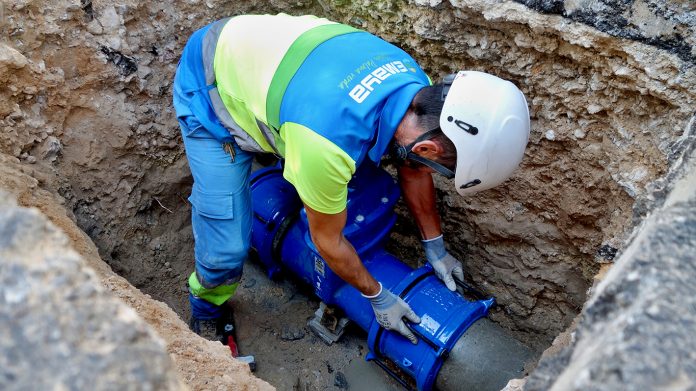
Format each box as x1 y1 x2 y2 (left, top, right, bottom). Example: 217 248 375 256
172 13 530 346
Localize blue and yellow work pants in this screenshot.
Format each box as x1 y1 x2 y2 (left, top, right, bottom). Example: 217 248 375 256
176 115 253 306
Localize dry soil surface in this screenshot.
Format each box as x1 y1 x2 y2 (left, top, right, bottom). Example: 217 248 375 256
0 153 273 391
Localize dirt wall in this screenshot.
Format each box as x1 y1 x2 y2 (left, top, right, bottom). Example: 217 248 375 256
1 0 694 354
1 193 185 391
524 120 696 391
0 153 274 391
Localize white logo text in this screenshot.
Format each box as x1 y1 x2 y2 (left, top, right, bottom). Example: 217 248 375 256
348 60 409 103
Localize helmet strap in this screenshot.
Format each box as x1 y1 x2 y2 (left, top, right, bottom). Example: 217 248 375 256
406 154 455 179
391 128 455 179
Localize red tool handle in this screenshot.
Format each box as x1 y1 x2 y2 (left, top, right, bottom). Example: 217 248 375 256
226 335 240 357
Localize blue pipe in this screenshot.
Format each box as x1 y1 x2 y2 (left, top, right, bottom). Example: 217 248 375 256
250 162 495 390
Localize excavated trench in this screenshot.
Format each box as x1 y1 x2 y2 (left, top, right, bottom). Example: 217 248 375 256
2 0 695 390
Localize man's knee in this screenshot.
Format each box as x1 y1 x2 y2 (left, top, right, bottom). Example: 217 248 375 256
198 244 247 271
194 233 248 285
190 192 252 272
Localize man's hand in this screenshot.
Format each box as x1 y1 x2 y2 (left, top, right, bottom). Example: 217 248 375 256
363 283 421 344
422 235 464 291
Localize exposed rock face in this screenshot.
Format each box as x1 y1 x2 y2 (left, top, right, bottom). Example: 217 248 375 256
513 0 696 65
0 0 693 362
524 121 696 390
0 195 185 391
0 154 275 391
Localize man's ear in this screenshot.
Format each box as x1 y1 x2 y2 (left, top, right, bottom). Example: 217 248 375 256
411 139 441 160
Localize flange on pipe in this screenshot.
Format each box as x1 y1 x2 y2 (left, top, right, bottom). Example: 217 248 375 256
364 265 495 390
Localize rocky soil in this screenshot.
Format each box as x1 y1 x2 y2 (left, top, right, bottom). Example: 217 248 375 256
525 119 696 391
1 0 695 389
0 194 185 391
0 155 272 390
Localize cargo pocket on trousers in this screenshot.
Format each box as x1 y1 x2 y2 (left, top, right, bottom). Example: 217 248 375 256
188 187 235 220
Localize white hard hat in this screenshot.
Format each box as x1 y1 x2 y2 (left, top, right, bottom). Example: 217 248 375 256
440 71 530 196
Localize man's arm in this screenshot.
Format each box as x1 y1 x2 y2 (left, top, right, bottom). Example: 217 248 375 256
398 164 465 291
304 205 380 296
398 164 442 239
304 204 421 343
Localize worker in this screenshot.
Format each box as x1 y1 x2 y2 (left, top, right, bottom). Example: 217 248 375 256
173 14 530 344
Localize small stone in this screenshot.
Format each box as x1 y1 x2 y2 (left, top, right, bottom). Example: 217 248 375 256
545 130 556 141
98 6 121 32
334 371 348 389
137 65 152 79
40 136 62 162
646 304 660 316
587 104 603 114
164 262 170 268
280 325 306 341
413 0 443 6
87 20 104 35
597 244 618 261
0 43 29 71
65 3 81 12
574 129 586 139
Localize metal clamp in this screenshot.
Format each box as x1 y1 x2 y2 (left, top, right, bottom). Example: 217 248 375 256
371 356 417 391
453 276 490 301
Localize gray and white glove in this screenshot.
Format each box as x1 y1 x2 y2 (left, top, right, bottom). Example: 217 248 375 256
363 282 421 344
422 235 465 291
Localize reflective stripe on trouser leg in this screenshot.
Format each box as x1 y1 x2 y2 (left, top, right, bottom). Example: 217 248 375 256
179 114 253 305
188 272 239 306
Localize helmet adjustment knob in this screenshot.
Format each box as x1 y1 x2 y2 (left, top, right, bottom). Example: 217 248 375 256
447 116 478 135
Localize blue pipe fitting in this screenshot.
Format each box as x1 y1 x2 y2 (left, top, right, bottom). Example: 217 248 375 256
249 164 303 280
250 162 495 390
366 264 495 390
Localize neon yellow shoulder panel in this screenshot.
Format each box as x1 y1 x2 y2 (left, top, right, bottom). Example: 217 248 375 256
281 122 356 214
213 14 335 134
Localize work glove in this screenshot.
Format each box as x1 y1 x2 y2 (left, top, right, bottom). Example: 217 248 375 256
363 283 421 344
422 235 465 292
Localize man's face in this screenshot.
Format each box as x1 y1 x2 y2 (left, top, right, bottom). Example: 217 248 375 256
390 109 449 173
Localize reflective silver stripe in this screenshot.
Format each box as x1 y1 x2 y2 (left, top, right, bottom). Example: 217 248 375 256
195 265 242 289
201 18 280 154
208 86 268 153
202 18 229 85
256 118 281 156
